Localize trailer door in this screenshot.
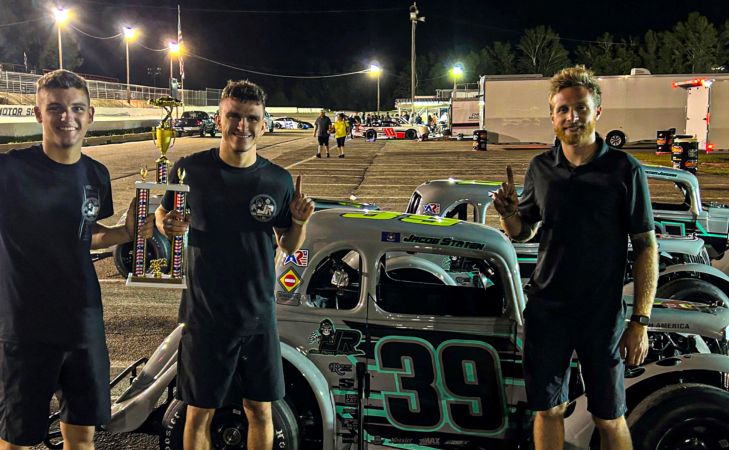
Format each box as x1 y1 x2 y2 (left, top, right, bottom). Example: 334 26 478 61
685 85 711 151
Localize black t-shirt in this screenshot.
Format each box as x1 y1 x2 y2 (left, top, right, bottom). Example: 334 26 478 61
518 138 653 313
0 146 113 347
315 116 332 137
162 149 294 336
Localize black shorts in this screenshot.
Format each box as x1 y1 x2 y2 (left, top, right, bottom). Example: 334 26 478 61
176 328 285 408
0 339 111 446
523 299 627 420
317 135 330 146
336 137 346 147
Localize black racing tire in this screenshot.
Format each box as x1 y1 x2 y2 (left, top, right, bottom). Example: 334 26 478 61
113 229 171 278
628 383 729 450
274 122 282 129
606 130 626 148
405 129 417 140
656 278 729 307
159 399 300 450
365 129 377 141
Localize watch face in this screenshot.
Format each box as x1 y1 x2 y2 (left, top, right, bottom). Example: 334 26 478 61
632 315 649 325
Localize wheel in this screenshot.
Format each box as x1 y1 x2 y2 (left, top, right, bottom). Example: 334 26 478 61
159 399 300 450
405 129 417 140
606 130 626 148
365 129 377 141
296 122 304 129
273 122 281 129
113 228 171 278
656 278 728 307
628 383 729 450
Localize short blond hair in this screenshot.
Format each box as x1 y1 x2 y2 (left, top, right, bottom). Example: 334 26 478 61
548 65 601 110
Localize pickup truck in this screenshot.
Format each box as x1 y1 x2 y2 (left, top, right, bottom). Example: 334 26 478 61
172 110 216 137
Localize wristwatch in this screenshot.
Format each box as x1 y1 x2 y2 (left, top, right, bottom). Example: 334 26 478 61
630 314 650 326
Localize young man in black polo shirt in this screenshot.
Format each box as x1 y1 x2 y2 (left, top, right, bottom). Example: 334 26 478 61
493 66 658 450
0 70 152 450
155 80 314 450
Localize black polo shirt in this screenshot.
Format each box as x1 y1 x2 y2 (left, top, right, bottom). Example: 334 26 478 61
518 137 653 313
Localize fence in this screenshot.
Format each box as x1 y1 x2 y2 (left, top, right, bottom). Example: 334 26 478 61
0 69 222 107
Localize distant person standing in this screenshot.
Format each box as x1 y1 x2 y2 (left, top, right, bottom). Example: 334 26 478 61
333 113 348 158
314 110 332 158
347 114 356 139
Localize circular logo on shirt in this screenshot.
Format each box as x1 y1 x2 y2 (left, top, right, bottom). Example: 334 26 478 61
249 194 277 222
81 198 100 221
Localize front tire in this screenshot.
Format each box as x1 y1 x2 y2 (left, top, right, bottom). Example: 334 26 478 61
159 399 300 450
656 278 728 307
365 129 377 141
628 383 729 450
405 129 417 140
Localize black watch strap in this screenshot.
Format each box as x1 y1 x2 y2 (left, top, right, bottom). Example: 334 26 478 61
630 314 650 326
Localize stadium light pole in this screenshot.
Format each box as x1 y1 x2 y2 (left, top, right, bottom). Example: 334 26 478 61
53 8 70 70
168 41 180 88
123 27 136 104
369 64 382 115
409 3 424 118
451 64 464 93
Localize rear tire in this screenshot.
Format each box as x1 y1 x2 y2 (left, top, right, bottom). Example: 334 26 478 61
405 129 417 140
656 278 728 307
159 399 300 450
365 129 377 141
606 130 626 148
628 383 729 450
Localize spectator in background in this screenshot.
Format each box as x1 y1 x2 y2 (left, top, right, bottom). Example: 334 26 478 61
314 110 332 158
333 113 349 158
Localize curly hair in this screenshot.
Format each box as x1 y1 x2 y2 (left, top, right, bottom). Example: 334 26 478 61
548 65 601 110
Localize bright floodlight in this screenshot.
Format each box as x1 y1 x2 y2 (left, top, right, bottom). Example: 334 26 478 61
123 26 136 40
452 65 464 77
370 64 382 74
53 8 69 25
168 41 180 55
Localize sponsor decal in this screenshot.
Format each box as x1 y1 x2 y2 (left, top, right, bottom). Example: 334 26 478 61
381 231 401 243
275 291 304 305
283 249 309 267
419 437 441 445
344 394 358 405
328 362 353 375
655 300 701 311
337 378 355 389
444 440 470 446
650 322 690 330
278 268 301 293
308 319 365 356
402 234 485 250
389 438 414 444
423 202 441 215
249 194 276 222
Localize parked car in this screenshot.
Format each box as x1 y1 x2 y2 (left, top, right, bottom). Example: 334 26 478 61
273 117 313 130
56 210 729 450
172 110 216 137
354 118 418 141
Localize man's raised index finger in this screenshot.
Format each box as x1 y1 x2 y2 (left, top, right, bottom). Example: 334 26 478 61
506 165 514 186
295 175 302 195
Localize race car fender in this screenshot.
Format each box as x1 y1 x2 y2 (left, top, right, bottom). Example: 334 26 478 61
105 324 184 433
623 262 729 297
280 341 337 450
564 353 729 449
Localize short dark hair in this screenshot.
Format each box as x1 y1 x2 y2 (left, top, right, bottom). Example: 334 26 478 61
548 65 602 110
220 80 266 108
36 69 90 104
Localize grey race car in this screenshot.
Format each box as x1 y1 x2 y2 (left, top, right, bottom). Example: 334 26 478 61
52 210 729 450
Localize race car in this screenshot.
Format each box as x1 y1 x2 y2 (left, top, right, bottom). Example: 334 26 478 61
55 210 729 450
354 119 419 141
273 116 313 129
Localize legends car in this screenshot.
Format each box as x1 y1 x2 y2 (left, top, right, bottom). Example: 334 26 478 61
406 170 729 306
274 117 313 129
354 119 419 141
52 210 729 450
172 110 216 137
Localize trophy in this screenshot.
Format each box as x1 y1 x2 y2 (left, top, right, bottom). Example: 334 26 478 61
126 97 189 288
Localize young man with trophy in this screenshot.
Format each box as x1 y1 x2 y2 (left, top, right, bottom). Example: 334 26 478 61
155 80 314 450
0 70 153 450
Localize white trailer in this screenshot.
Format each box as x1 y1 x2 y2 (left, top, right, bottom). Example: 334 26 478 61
478 71 729 150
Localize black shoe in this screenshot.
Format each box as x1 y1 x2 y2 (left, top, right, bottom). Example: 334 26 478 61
339 154 345 158
316 153 321 158
327 153 330 158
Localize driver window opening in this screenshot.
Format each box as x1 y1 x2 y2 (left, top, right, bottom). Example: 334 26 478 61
649 179 691 212
306 249 362 310
376 251 506 317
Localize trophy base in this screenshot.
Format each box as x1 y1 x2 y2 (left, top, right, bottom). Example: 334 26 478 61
126 274 187 289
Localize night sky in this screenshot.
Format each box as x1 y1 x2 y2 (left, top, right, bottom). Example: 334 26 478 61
4 0 728 106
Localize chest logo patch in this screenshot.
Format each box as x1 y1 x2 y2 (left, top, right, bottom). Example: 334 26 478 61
249 194 276 222
81 197 100 221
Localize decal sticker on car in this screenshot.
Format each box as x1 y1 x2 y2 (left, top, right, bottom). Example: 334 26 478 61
329 362 353 375
308 319 365 356
278 268 301 292
283 249 309 267
342 211 459 227
423 202 441 215
381 232 401 243
402 234 486 250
